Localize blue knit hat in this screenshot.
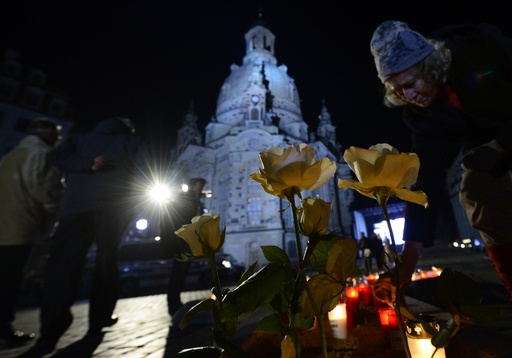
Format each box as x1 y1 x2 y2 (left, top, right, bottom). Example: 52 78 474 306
370 21 435 83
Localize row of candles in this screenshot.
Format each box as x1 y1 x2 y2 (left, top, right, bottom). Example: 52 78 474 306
327 271 446 358
328 275 377 340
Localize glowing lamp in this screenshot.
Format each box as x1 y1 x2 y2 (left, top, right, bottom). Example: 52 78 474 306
328 302 348 340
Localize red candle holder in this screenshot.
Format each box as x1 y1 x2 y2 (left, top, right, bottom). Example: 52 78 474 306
356 282 373 306
378 308 393 339
345 286 359 312
366 273 377 285
338 297 354 330
378 308 405 339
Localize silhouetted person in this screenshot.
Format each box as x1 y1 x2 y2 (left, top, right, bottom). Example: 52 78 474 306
163 177 206 316
19 117 145 357
0 118 61 349
358 232 372 272
368 233 385 271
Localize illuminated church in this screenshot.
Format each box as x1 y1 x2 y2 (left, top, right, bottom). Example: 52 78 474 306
170 18 355 267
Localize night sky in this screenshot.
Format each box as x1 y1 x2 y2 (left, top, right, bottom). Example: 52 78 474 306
2 0 512 156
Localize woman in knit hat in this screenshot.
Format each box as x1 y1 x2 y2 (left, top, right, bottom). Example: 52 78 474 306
370 20 512 306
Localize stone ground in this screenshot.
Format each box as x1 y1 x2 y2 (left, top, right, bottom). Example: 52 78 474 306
2 241 511 357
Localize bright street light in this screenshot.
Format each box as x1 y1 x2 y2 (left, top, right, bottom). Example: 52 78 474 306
148 182 171 203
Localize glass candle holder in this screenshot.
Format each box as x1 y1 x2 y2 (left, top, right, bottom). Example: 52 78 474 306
366 272 378 285
406 316 446 358
328 302 348 339
345 286 359 312
357 282 373 306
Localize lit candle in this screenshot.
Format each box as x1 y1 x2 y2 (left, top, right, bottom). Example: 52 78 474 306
406 318 446 358
328 302 348 340
366 272 377 285
378 308 391 339
378 308 402 338
346 286 359 300
386 309 399 329
345 286 359 312
357 282 373 306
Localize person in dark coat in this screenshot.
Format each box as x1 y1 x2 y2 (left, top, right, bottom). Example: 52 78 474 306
0 118 61 349
368 233 385 272
20 117 146 357
358 232 372 272
370 21 512 305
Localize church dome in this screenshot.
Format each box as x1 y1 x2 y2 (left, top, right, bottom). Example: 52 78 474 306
212 19 308 142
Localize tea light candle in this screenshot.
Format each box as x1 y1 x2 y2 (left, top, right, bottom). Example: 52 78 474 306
328 302 348 340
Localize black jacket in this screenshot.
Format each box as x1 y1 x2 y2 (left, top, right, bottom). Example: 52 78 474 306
402 24 512 246
48 118 145 218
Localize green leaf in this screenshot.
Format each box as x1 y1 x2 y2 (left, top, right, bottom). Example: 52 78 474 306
399 306 421 321
254 314 283 334
458 303 501 321
283 327 301 358
221 263 296 319
325 237 359 282
261 245 291 264
309 236 338 273
267 287 293 313
431 318 459 348
176 346 224 357
238 260 258 284
291 313 315 330
299 274 343 317
212 329 249 357
176 252 199 262
179 299 216 329
436 267 483 313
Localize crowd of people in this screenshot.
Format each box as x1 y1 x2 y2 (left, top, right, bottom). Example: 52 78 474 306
0 116 207 357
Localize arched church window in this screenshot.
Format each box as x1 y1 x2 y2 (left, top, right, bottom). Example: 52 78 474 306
250 107 260 120
247 178 262 225
263 36 271 51
247 197 262 225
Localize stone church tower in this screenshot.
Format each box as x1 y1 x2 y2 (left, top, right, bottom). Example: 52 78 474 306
171 18 354 268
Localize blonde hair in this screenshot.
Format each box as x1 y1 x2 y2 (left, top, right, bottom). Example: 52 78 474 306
383 39 452 107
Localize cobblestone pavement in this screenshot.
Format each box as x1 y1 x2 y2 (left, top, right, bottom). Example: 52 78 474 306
2 291 212 358
2 242 511 357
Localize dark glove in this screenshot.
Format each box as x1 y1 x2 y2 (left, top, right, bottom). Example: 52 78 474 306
461 140 507 172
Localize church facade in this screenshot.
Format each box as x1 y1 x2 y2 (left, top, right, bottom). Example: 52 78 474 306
170 19 355 268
